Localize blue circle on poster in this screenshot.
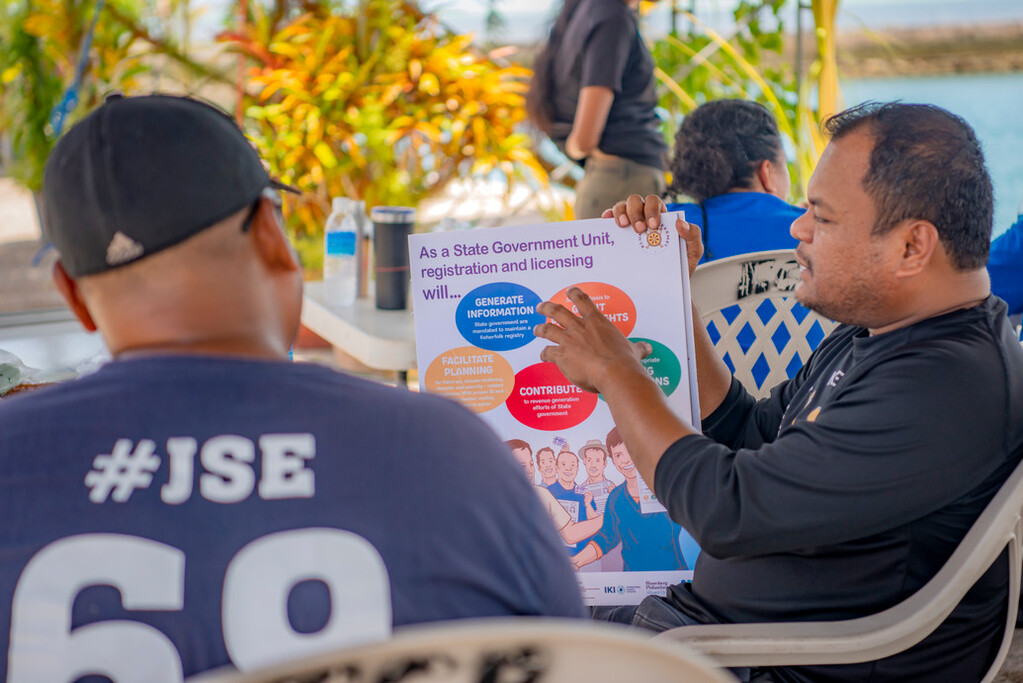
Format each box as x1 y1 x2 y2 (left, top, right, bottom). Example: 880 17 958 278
456 282 545 351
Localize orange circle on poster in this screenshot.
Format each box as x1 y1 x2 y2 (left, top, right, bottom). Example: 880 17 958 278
506 362 598 430
424 346 515 413
551 282 637 336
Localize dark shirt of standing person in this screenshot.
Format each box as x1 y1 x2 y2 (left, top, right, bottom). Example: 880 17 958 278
527 0 668 219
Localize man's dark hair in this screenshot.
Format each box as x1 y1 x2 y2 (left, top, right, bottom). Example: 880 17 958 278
668 100 783 203
824 102 992 270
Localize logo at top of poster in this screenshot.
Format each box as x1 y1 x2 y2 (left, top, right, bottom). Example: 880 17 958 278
638 222 670 253
455 282 545 351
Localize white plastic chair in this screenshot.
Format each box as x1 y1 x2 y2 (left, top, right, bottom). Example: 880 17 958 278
692 249 836 398
656 457 1023 683
188 618 737 682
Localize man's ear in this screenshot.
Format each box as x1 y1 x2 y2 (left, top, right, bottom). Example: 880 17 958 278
894 219 939 278
51 261 98 332
251 197 301 274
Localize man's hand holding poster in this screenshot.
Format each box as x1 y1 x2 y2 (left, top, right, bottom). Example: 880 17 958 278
409 215 700 605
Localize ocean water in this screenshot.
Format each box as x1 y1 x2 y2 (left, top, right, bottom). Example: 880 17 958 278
842 72 1023 237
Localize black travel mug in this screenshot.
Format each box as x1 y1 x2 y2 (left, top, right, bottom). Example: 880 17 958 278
371 206 415 310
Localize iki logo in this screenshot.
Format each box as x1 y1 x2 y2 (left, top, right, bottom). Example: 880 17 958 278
605 585 625 594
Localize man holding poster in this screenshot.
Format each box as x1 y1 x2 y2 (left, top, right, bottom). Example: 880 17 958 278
533 102 1023 682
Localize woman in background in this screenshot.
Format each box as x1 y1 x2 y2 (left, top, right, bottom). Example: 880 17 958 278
989 213 1023 317
665 99 801 262
527 0 668 219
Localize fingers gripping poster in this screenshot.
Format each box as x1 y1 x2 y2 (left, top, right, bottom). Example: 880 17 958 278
409 216 700 606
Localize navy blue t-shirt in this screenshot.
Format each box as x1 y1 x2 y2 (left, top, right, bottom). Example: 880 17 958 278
0 356 584 679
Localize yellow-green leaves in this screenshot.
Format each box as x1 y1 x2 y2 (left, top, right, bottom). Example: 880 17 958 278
224 1 548 274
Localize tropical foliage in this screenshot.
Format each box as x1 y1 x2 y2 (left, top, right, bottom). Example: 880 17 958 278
650 0 841 199
0 0 227 192
222 0 548 271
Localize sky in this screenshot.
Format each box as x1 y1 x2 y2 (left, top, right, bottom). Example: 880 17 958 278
427 0 1023 43
195 1 1023 44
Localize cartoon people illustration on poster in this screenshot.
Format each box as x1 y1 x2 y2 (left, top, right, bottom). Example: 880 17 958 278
505 439 603 547
576 439 615 516
547 450 589 552
505 429 701 573
569 428 700 572
536 446 558 487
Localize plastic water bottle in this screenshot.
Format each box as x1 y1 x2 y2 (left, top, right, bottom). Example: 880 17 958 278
323 197 358 307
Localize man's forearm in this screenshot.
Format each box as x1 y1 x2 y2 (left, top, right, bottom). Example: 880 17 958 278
599 363 696 491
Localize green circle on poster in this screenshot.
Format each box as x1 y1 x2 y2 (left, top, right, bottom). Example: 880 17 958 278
631 337 681 397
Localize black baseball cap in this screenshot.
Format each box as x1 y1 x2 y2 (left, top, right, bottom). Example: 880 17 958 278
42 93 296 278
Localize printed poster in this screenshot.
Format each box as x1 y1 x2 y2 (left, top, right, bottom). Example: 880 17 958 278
409 216 700 606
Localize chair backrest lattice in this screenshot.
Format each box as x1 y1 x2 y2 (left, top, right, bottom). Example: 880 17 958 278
693 250 837 398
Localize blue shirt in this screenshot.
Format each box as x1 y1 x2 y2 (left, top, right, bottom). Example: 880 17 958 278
591 483 695 571
990 217 1023 316
667 192 803 263
0 356 584 679
547 481 589 521
547 481 590 555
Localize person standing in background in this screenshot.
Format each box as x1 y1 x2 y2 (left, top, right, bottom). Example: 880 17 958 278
527 0 668 219
665 99 802 262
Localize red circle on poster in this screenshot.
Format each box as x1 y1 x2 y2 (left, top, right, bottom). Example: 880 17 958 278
550 282 637 337
506 362 598 431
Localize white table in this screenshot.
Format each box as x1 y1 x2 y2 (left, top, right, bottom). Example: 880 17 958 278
300 281 416 384
0 308 108 371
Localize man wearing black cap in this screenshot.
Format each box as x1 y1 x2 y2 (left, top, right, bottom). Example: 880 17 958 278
0 94 584 680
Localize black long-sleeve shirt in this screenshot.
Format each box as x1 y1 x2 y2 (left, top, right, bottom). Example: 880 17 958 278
654 296 1023 682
